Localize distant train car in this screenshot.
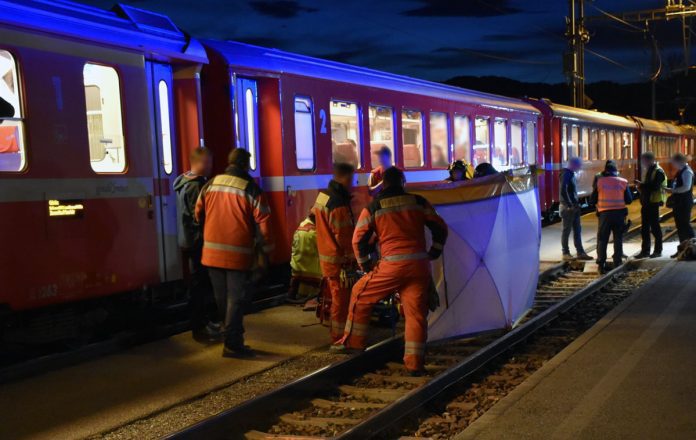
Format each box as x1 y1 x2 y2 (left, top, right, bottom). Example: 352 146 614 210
200 40 542 268
678 124 696 170
0 1 206 334
632 117 684 180
529 99 638 217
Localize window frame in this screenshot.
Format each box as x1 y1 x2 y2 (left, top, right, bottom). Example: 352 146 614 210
83 61 128 174
293 95 316 171
0 48 28 173
368 104 397 168
329 99 362 169
428 111 451 169
401 108 425 169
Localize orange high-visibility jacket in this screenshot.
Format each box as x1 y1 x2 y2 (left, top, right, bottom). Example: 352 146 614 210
311 180 356 277
596 175 630 213
195 167 274 271
353 187 448 266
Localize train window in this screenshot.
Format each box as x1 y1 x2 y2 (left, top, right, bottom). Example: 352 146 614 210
510 121 523 166
294 96 315 170
581 127 589 160
402 109 424 168
599 130 607 160
569 125 579 159
492 118 508 167
590 129 598 160
84 63 126 173
607 131 615 159
614 132 622 159
623 132 632 159
474 117 490 166
562 123 568 162
525 121 536 165
691 139 694 155
429 112 449 168
330 100 361 168
369 105 395 167
454 115 471 163
158 81 173 174
0 50 26 172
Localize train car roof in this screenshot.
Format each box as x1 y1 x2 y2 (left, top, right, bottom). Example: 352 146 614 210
203 40 540 115
678 124 696 135
632 117 682 135
532 99 636 129
0 0 207 63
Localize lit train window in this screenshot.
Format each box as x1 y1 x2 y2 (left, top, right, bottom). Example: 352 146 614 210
294 96 315 170
561 123 568 162
158 81 173 174
569 125 579 159
607 131 615 159
474 117 490 166
590 129 598 160
510 121 522 166
429 112 449 168
83 63 126 173
330 100 360 169
525 121 536 165
369 105 395 167
402 109 424 168
691 139 694 155
0 50 26 172
599 130 607 160
614 132 622 159
492 118 508 167
454 115 470 163
623 132 632 159
244 88 258 171
581 127 589 160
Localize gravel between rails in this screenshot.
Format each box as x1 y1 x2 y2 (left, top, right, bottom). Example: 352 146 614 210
392 269 658 440
92 326 396 440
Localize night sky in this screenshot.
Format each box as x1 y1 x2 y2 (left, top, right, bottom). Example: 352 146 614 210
76 0 689 84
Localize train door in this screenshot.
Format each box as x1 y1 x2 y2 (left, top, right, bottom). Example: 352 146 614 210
148 62 182 282
235 77 261 179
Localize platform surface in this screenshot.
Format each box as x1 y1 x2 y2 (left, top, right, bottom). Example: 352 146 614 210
0 305 328 440
458 260 696 440
539 203 671 262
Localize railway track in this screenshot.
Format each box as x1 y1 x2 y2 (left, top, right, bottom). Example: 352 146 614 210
166 261 659 440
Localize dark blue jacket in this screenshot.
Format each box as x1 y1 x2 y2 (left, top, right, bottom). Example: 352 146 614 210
560 168 579 206
174 172 207 249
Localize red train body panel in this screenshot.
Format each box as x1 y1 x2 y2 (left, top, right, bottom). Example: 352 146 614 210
1 0 694 321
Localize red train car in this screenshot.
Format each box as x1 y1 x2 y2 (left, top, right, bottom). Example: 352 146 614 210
529 99 639 217
632 117 686 181
200 40 542 268
0 1 206 329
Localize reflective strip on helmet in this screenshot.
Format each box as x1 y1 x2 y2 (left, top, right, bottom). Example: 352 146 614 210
204 241 255 254
382 252 429 262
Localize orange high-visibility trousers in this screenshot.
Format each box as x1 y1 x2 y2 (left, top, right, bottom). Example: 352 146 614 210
326 277 350 342
341 260 430 371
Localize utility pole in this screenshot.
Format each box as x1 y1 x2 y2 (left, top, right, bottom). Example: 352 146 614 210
565 0 588 108
583 1 696 118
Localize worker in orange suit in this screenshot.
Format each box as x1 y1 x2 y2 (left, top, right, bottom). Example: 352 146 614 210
337 167 448 375
311 163 357 342
195 148 274 358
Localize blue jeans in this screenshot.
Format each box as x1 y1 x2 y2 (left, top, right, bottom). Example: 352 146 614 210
560 204 584 255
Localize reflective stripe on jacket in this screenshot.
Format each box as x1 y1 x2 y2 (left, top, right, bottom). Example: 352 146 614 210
195 167 273 270
353 186 448 265
311 180 356 277
597 176 629 213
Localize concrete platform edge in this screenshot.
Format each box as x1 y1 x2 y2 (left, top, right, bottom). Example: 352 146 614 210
454 260 675 440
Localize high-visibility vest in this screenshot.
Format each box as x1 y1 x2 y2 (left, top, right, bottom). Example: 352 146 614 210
597 176 628 212
647 165 667 204
290 218 321 279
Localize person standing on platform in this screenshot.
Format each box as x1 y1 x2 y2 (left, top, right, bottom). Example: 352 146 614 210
634 152 666 258
560 157 592 261
174 147 220 342
195 148 274 357
667 153 695 254
338 167 448 376
592 160 633 274
368 146 393 197
311 163 357 342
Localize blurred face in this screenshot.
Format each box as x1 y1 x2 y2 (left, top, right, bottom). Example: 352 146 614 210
336 172 354 190
191 154 213 177
641 156 654 169
570 159 582 171
379 152 392 168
